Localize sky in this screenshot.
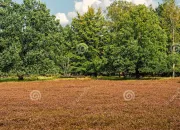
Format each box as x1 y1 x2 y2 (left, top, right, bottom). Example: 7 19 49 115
13 0 75 14
13 0 180 26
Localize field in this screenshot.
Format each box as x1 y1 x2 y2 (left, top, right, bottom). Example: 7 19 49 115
0 78 180 130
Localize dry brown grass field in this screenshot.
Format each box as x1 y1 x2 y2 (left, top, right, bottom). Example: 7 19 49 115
0 78 180 130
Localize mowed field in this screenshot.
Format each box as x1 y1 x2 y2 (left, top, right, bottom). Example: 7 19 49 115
0 78 179 130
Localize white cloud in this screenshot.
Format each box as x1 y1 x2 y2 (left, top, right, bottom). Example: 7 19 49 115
132 0 157 8
55 13 69 26
68 11 77 19
73 0 156 15
75 0 99 14
56 0 158 26
133 0 147 5
74 0 113 14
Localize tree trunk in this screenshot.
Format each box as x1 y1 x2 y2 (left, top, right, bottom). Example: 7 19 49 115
17 75 24 80
94 72 98 78
171 17 176 78
122 72 126 79
135 68 140 79
173 63 175 77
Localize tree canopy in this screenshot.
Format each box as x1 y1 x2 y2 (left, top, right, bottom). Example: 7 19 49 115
0 0 180 79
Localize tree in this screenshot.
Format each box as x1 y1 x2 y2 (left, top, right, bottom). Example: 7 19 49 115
108 1 168 78
0 0 24 79
156 0 180 77
53 25 73 76
20 0 65 78
0 0 64 80
71 7 108 77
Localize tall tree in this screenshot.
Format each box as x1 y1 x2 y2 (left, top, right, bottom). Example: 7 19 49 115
156 0 180 77
21 0 64 77
0 0 23 78
54 25 73 76
108 1 168 78
71 7 108 77
0 0 64 79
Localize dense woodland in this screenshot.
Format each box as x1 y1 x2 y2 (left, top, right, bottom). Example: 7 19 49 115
0 0 180 80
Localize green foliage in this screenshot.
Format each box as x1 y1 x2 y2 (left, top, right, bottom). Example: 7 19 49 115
71 7 109 76
0 0 180 79
0 0 63 79
108 2 168 78
156 0 180 75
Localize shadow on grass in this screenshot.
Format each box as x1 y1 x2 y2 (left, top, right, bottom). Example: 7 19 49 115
0 77 19 82
0 76 175 83
0 76 58 83
93 76 165 81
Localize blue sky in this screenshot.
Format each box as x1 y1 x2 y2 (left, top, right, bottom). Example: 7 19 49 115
13 0 165 15
13 0 76 14
13 0 179 25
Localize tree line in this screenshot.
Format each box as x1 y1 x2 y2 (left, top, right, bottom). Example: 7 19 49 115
0 0 180 80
